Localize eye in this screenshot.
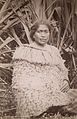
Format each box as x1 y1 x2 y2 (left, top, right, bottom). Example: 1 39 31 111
44 30 49 33
37 30 42 33
37 30 49 33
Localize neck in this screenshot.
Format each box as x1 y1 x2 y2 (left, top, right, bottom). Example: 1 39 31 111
30 42 47 50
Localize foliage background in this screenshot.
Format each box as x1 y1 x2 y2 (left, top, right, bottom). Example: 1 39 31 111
0 0 77 118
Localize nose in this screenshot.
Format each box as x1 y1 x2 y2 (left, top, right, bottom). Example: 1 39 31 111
41 32 46 37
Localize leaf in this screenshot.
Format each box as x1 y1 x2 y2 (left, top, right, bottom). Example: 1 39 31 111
0 67 12 84
0 0 11 19
0 37 14 50
11 28 23 46
11 7 32 44
0 77 7 85
0 37 11 49
30 0 43 18
0 50 14 56
0 1 29 25
59 12 72 51
0 18 18 35
45 0 57 13
75 0 77 15
0 63 13 68
21 22 32 44
0 11 13 24
48 9 55 21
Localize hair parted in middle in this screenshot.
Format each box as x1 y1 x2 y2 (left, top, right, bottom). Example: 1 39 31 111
30 20 51 41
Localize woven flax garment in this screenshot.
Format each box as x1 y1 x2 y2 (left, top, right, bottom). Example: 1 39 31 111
12 44 70 118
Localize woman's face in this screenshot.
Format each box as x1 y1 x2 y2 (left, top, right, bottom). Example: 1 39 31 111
33 24 50 46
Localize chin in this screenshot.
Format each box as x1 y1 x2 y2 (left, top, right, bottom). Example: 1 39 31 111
39 43 46 46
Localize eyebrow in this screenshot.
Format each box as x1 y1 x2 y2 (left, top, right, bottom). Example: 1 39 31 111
37 29 49 31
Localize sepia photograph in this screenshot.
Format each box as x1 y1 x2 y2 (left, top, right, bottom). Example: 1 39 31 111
0 0 77 119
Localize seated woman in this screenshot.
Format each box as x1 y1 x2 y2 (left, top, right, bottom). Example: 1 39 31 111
12 20 74 118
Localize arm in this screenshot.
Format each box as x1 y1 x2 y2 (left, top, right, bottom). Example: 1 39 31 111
52 46 70 92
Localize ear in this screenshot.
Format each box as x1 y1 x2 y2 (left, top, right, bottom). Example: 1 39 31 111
33 34 36 39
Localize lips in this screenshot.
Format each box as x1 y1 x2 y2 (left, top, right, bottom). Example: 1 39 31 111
40 40 46 43
40 38 46 41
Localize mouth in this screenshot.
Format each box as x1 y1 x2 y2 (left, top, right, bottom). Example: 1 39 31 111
40 40 46 43
40 38 46 41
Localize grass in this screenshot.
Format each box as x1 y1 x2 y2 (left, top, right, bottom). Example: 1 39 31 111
0 114 77 119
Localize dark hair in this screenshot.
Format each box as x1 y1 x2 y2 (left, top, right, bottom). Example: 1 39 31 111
30 20 51 41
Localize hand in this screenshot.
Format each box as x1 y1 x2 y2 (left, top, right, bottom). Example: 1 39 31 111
60 79 70 93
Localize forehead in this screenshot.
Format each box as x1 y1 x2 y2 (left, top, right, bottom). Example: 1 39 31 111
37 24 49 31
